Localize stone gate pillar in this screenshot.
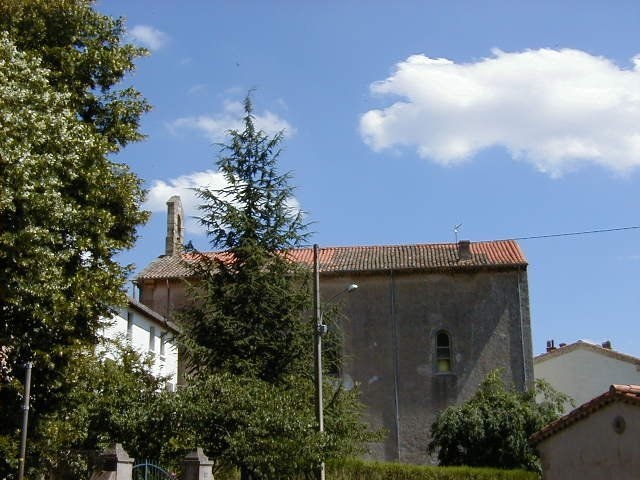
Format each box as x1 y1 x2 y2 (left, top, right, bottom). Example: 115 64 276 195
89 443 134 480
183 448 214 480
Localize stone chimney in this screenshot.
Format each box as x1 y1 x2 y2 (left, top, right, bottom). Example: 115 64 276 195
165 195 185 256
458 240 472 261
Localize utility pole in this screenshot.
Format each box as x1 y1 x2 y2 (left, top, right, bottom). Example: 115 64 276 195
17 362 32 480
313 244 325 480
313 245 358 480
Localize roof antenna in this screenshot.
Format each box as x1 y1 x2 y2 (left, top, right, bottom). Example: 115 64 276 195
453 223 462 243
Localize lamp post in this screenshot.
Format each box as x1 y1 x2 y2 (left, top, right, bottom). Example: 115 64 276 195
313 244 358 480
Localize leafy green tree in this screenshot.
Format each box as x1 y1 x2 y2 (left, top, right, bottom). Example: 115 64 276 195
0 4 148 473
179 95 375 479
169 372 373 480
428 370 571 472
35 341 169 479
0 0 150 150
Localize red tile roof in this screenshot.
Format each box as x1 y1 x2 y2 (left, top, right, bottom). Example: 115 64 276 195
530 384 640 445
136 240 527 281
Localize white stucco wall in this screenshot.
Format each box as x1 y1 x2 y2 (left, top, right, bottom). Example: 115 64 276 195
536 402 640 480
100 305 179 389
534 346 640 414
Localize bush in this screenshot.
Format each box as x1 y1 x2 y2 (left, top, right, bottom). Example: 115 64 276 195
428 370 570 472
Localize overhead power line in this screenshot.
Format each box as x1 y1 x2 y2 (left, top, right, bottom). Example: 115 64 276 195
509 225 640 241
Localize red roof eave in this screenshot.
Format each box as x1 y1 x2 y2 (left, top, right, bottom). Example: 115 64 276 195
530 384 640 445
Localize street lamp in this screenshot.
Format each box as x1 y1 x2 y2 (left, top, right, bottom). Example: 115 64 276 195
313 244 358 480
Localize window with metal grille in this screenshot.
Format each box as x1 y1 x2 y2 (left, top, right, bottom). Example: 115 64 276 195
436 331 452 373
159 333 166 360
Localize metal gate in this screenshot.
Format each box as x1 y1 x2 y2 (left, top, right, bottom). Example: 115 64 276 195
132 459 175 480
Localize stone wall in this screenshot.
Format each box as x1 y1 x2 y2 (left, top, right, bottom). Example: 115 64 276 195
322 267 533 463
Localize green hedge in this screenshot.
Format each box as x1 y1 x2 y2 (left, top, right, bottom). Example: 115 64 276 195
326 458 539 480
215 458 538 480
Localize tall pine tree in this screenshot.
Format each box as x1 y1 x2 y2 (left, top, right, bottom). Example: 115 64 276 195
179 96 376 479
181 95 311 383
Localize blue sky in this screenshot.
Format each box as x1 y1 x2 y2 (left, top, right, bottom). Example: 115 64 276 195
98 1 640 358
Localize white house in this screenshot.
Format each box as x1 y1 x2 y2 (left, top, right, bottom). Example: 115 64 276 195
101 296 180 391
534 340 640 414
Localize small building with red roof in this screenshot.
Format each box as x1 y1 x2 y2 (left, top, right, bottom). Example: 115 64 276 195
531 384 640 480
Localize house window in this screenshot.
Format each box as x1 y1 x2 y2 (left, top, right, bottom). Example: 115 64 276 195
126 312 133 341
149 326 156 352
436 331 452 373
159 333 166 360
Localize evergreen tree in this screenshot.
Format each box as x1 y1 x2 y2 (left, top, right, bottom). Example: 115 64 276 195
179 95 376 479
181 94 310 382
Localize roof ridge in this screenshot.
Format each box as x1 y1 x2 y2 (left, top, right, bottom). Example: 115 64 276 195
191 239 521 252
534 340 640 364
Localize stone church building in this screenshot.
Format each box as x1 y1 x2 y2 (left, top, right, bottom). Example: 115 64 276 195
136 196 534 464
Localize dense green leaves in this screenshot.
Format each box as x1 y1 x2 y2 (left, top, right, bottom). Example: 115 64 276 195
0 0 150 150
181 249 312 382
0 1 148 476
9 340 372 479
428 370 571 472
34 342 169 479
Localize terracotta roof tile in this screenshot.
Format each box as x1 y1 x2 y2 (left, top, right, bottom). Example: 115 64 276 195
530 384 640 445
136 240 527 281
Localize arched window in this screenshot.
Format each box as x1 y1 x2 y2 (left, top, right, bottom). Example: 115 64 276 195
436 331 452 373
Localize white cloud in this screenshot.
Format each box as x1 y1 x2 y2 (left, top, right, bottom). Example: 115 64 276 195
146 170 302 235
168 100 296 142
129 25 169 51
360 49 640 176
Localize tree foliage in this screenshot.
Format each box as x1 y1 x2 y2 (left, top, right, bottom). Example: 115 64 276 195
179 95 376 479
0 0 150 149
34 341 170 479
428 370 571 472
181 94 311 382
0 1 148 475
167 373 370 479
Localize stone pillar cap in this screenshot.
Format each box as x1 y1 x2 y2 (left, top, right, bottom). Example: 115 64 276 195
184 447 212 464
103 443 133 462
